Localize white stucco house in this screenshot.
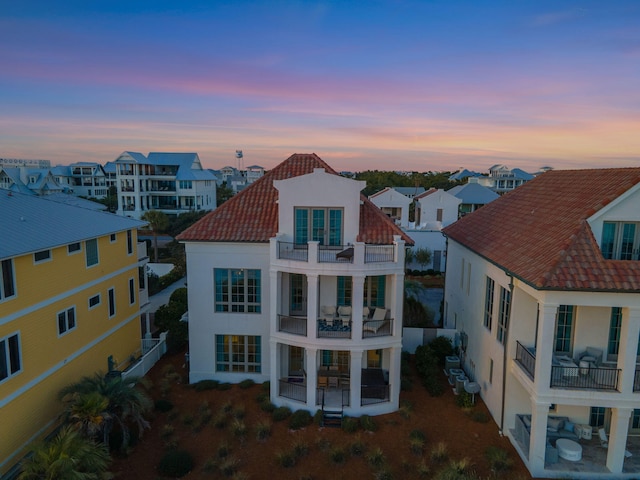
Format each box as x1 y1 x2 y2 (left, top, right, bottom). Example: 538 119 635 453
369 187 412 228
177 153 413 417
443 167 640 478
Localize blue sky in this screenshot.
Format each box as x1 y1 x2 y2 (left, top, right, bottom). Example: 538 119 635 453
1 1 639 172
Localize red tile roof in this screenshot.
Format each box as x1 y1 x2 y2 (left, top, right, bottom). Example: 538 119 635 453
414 187 437 200
443 167 640 292
177 153 413 245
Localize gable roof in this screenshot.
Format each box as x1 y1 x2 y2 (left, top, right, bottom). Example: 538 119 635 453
443 167 640 291
447 182 499 204
0 191 145 259
177 153 413 245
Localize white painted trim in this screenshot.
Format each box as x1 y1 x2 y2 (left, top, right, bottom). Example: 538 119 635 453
0 310 140 409
0 263 138 326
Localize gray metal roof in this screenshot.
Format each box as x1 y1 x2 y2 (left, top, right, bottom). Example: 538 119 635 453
448 183 500 204
0 191 146 260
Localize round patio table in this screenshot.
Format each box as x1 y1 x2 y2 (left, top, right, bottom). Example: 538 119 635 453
556 438 582 461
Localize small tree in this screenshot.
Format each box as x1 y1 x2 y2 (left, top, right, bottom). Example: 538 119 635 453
141 210 169 262
414 247 432 272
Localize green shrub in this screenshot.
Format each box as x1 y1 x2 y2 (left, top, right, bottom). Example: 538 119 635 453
409 437 425 455
485 446 513 473
367 447 386 468
289 409 313 430
329 445 347 464
399 400 413 419
239 379 255 389
409 429 426 441
155 398 174 412
233 405 246 419
422 374 444 397
222 401 233 413
272 406 292 421
160 423 174 440
430 442 449 464
260 401 276 413
416 460 430 477
313 409 324 425
219 456 240 477
194 379 219 391
157 450 194 478
455 392 474 408
276 450 296 468
341 416 359 433
255 391 268 404
292 439 309 458
434 458 477 480
262 380 270 391
217 441 230 458
213 412 228 429
349 437 366 456
255 420 272 441
202 457 218 474
218 382 232 391
428 336 454 365
360 415 378 432
231 419 247 438
374 469 394 480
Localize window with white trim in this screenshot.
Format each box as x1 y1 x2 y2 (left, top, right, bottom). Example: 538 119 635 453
57 307 76 335
601 222 640 260
0 332 21 382
127 230 133 255
294 207 343 246
484 277 494 331
85 239 99 267
554 305 574 354
34 250 51 263
496 286 510 345
214 269 261 313
108 288 115 318
129 278 135 305
215 335 261 373
1 259 16 302
89 294 101 309
68 242 81 254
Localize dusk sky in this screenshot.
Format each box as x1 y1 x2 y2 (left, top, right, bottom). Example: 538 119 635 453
1 1 639 173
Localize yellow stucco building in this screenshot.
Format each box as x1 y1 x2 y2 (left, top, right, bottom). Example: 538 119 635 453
0 192 148 475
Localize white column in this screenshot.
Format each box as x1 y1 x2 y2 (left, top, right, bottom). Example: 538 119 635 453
307 274 319 340
606 407 633 473
269 340 279 403
352 275 365 340
391 272 405 337
534 303 557 393
269 270 279 337
350 349 363 408
528 401 550 474
388 346 402 410
306 347 318 409
618 307 640 393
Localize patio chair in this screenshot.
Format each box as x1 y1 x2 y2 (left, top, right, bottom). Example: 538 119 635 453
599 428 633 457
371 307 387 322
577 346 603 367
337 305 352 326
321 306 336 326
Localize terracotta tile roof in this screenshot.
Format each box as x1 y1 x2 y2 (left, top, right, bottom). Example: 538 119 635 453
443 167 640 292
414 187 437 200
177 153 413 245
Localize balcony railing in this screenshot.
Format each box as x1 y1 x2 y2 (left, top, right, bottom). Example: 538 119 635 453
278 378 307 403
277 314 307 336
635 368 640 392
277 241 308 261
362 318 393 338
550 365 620 391
361 384 390 405
318 245 353 263
364 244 394 263
515 341 536 379
317 319 352 338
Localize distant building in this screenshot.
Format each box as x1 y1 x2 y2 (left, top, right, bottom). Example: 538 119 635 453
369 187 412 228
113 151 217 219
447 182 500 217
51 162 109 198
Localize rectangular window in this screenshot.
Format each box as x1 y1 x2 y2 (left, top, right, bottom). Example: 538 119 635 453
436 208 443 222
129 278 135 305
110 233 117 243
367 349 382 368
85 239 99 267
337 276 352 307
127 230 133 255
288 345 304 374
554 305 574 354
294 207 343 246
108 288 115 318
215 335 261 373
590 406 606 428
496 286 511 345
0 333 21 382
214 269 261 313
484 277 495 330
289 274 306 315
138 266 146 290
34 250 51 263
364 276 386 308
1 259 16 301
601 221 640 260
608 307 622 357
89 294 101 309
57 307 76 335
68 242 81 254
489 358 494 384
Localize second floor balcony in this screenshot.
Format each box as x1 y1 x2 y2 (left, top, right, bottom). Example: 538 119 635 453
277 311 394 340
276 240 397 266
515 341 622 391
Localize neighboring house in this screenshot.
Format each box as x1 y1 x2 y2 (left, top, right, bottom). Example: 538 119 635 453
0 167 68 196
449 168 482 182
442 168 640 478
245 164 265 184
0 191 149 476
447 182 499 217
68 162 109 198
113 151 217 219
369 187 412 228
177 153 413 417
103 161 117 189
392 186 425 199
469 164 535 195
